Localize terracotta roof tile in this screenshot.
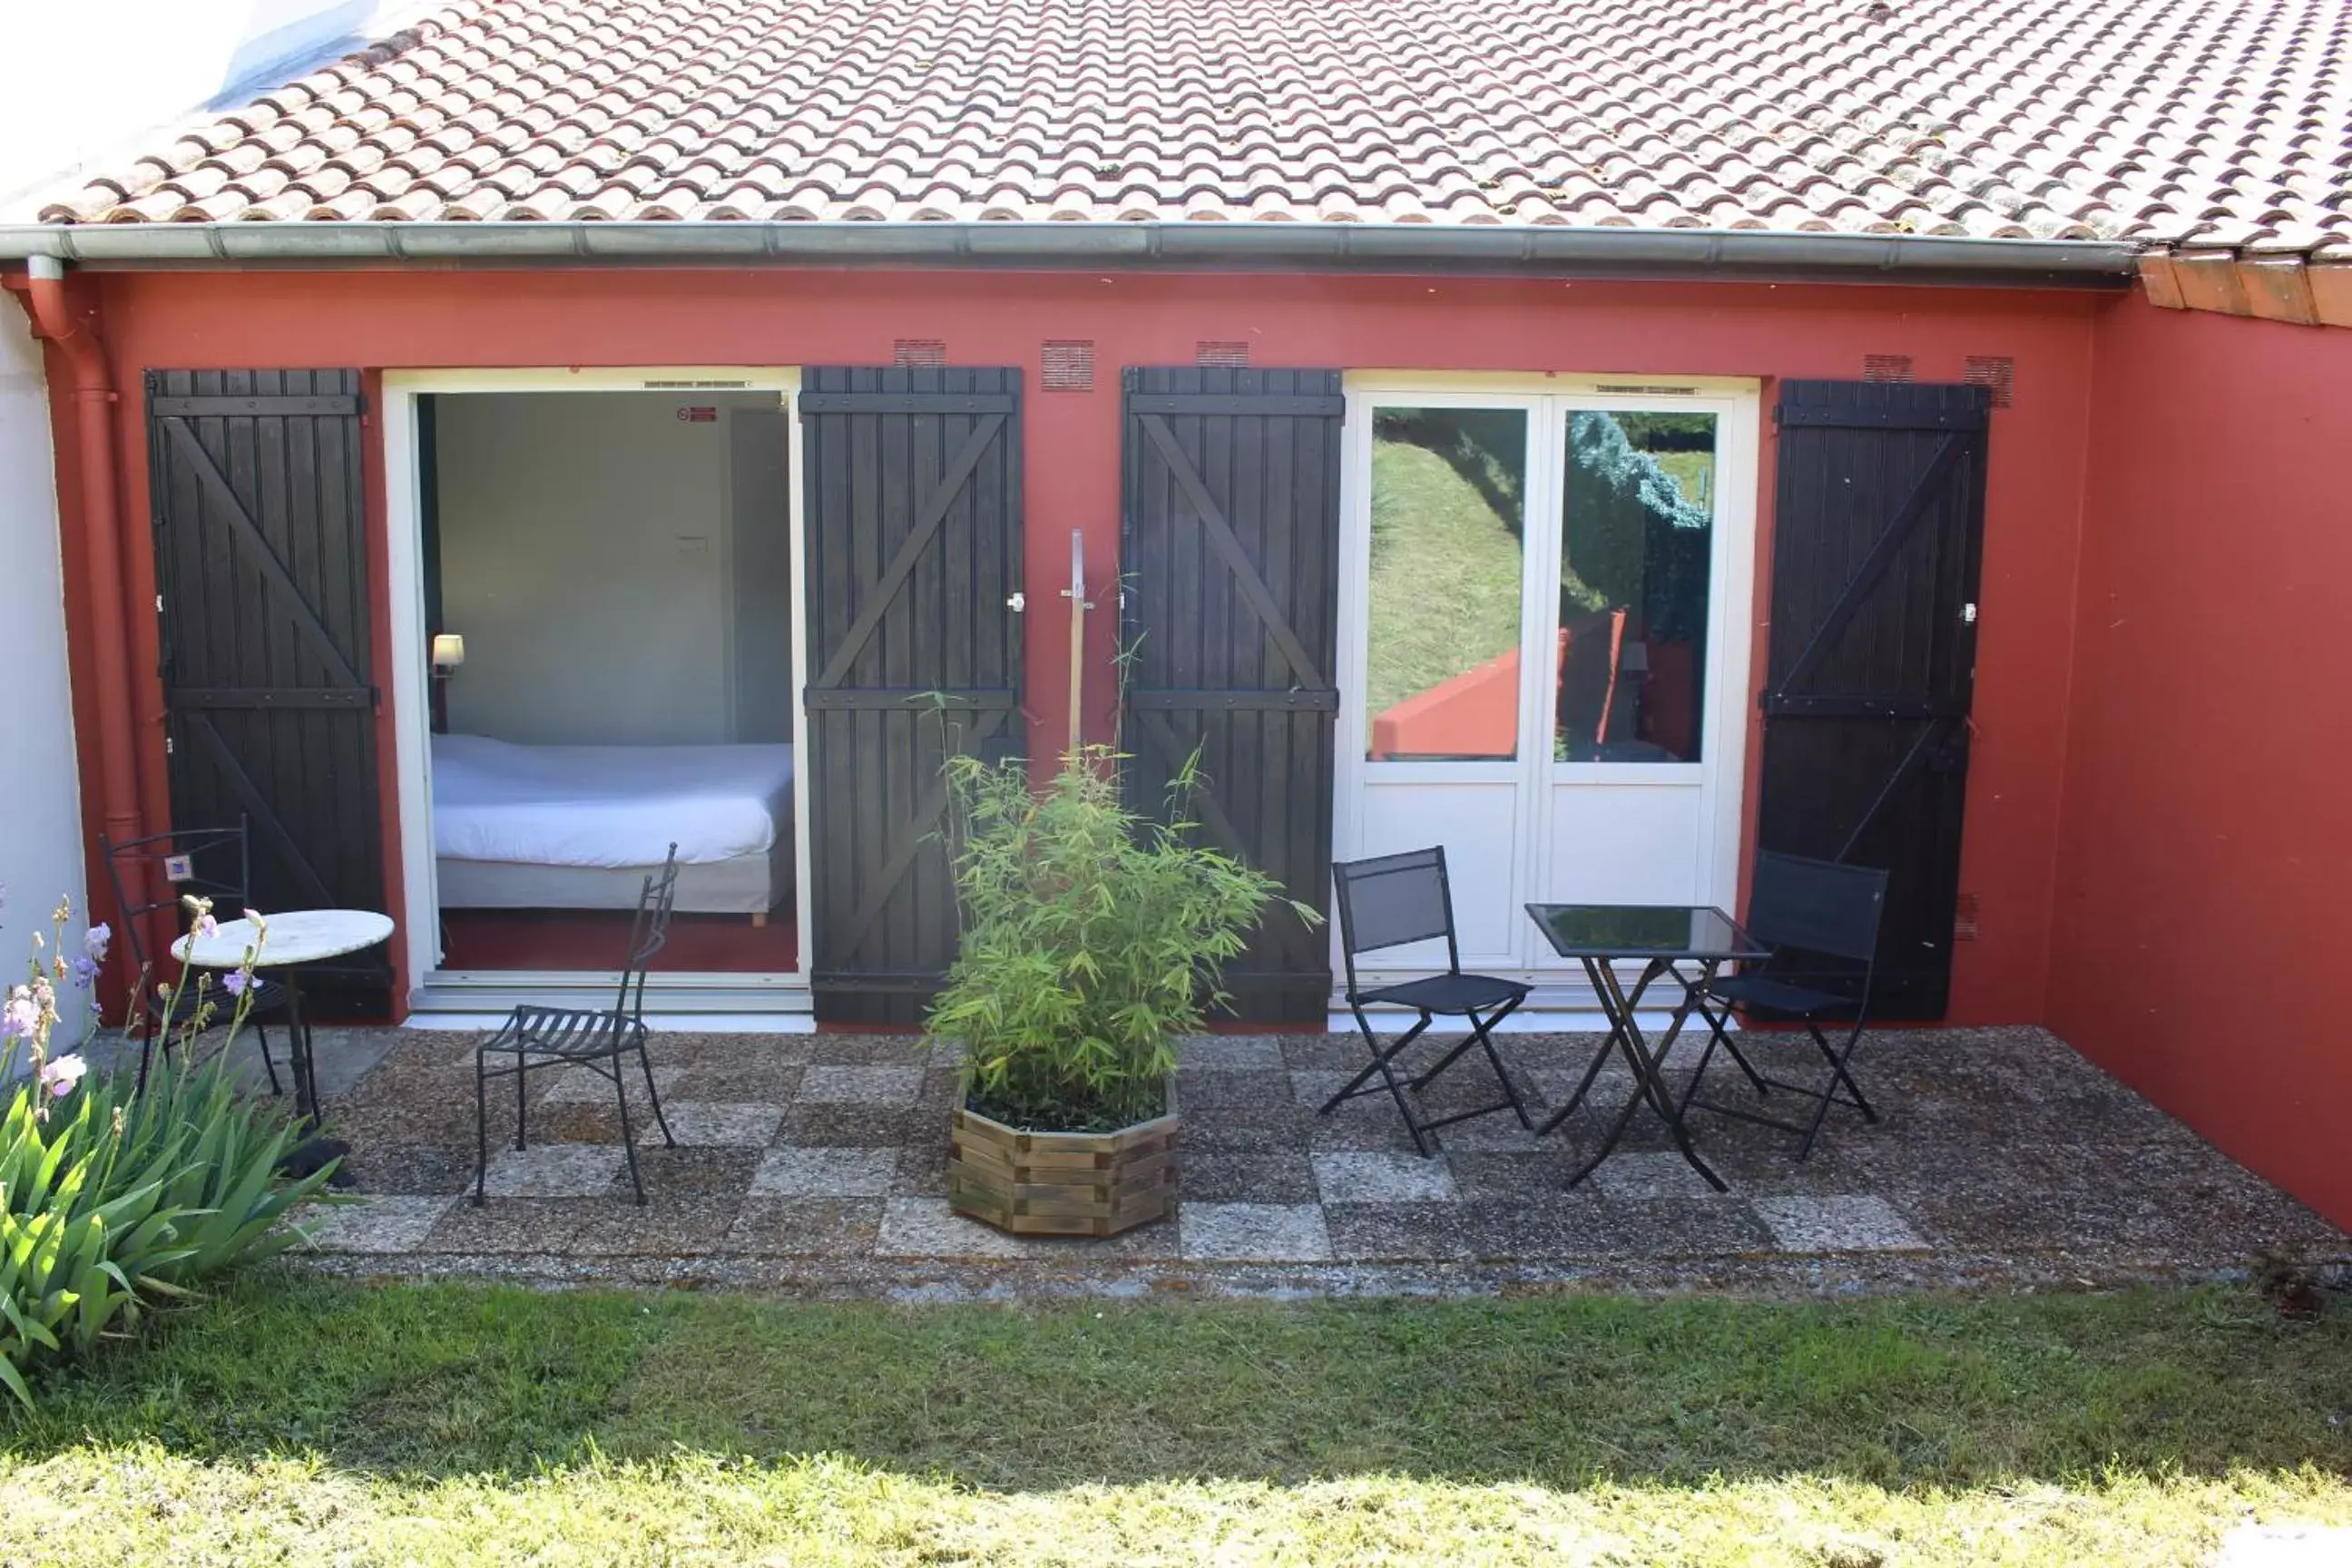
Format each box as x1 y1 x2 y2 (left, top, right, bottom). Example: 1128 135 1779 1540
33 0 2352 248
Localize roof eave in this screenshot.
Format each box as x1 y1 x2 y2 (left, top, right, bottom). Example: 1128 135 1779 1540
0 220 2141 285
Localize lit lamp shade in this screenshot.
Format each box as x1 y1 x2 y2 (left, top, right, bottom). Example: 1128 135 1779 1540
431 632 466 674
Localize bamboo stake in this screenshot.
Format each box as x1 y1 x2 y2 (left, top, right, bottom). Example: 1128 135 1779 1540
1062 528 1090 755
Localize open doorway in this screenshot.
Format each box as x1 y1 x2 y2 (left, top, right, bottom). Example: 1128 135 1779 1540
417 388 799 975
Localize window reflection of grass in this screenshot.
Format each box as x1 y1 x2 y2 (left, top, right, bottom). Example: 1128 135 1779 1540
1654 449 1714 509
1366 414 1524 720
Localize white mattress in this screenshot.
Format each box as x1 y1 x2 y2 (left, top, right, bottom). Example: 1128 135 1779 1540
432 733 795 868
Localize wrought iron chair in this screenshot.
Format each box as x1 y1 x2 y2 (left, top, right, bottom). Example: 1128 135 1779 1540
98 820 285 1095
1323 847 1533 1156
474 845 680 1206
1675 850 1890 1159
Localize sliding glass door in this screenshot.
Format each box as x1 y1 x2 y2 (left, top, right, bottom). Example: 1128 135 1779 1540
1337 378 1758 983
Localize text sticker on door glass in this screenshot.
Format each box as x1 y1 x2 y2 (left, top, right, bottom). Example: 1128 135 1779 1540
677 406 718 423
163 853 194 883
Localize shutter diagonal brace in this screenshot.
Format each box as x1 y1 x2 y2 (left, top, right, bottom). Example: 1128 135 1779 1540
1139 412 1328 691
181 712 338 906
1132 706 1318 975
811 412 1004 691
829 705 1012 965
1768 429 1967 701
1833 717 1948 864
161 416 367 692
1132 707 1254 864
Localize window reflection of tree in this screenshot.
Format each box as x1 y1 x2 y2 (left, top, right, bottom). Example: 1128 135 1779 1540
1559 413 1715 763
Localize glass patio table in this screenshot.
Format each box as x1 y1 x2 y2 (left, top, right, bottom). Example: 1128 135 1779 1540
1522 903 1770 1192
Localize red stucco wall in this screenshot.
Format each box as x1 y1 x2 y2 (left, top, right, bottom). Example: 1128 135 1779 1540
2051 297 2352 1223
56 267 2100 1022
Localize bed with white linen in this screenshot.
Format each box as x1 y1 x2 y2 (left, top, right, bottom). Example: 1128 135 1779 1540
430 733 795 916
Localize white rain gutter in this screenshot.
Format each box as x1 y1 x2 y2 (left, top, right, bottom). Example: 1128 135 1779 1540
0 221 2140 285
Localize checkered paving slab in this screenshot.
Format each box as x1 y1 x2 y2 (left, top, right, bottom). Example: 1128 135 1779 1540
303 1025 2347 1297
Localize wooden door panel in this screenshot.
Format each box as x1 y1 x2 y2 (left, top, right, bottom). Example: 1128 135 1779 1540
1121 368 1343 1022
1759 380 1991 1017
145 369 387 1008
800 368 1024 1023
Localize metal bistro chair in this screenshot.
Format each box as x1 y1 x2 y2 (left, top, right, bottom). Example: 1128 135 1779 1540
98 819 286 1096
1324 848 1534 1156
474 844 681 1206
1675 851 1890 1160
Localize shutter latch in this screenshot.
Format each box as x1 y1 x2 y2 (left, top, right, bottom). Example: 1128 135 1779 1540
1005 592 1025 612
1962 602 1978 624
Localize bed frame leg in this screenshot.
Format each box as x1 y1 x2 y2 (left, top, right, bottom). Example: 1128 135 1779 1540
750 911 768 928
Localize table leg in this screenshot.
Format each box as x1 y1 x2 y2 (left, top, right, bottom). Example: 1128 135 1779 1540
284 971 316 1122
1618 959 1716 1124
1557 956 1726 1193
1536 957 1661 1136
274 971 353 1187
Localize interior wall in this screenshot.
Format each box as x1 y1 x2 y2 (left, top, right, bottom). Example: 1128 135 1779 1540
434 390 788 745
729 407 795 741
2051 296 2352 1224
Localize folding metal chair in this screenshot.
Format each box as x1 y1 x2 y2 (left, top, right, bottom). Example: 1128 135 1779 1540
1323 847 1533 1156
474 845 681 1206
98 818 286 1096
1675 851 1889 1159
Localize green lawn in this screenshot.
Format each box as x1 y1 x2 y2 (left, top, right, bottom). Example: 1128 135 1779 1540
4 1277 2349 1564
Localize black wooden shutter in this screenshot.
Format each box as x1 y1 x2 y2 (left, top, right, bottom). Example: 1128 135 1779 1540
1759 379 1993 1018
799 367 1024 1024
1120 368 1343 1023
146 369 387 1005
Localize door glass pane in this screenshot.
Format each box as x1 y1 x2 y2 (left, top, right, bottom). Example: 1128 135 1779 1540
1555 410 1716 763
1366 407 1527 760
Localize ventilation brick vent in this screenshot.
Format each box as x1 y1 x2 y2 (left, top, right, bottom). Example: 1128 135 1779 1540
1040 339 1095 391
1195 340 1250 368
893 338 947 368
1964 355 2016 407
1862 353 1915 382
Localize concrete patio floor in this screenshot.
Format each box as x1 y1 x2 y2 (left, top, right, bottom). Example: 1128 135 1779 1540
280 1024 2346 1299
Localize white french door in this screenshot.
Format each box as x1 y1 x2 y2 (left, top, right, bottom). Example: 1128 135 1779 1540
1334 375 1759 988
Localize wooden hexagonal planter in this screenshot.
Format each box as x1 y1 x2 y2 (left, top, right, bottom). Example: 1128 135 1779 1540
947 1093 1179 1238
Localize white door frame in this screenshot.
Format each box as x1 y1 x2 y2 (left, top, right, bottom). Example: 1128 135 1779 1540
1333 371 1762 999
380 367 810 1012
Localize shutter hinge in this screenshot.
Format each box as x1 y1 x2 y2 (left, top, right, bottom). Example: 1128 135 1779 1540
163 734 174 755
155 593 163 614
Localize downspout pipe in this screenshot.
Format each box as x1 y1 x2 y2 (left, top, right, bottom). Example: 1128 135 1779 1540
13 256 144 915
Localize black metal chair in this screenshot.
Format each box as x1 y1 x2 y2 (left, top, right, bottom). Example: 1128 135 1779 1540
474 844 680 1206
98 820 285 1095
1323 847 1533 1156
1675 851 1890 1159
